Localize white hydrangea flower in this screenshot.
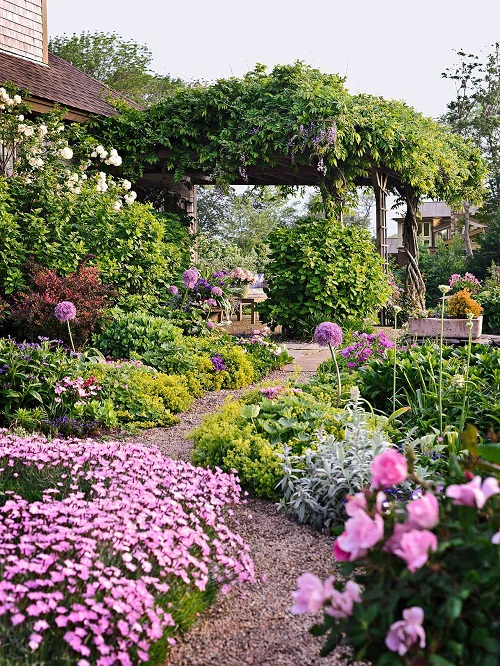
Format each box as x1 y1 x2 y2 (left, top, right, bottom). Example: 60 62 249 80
122 179 132 191
124 191 137 205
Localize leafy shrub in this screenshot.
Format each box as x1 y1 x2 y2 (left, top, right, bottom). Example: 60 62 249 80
191 387 344 499
93 309 183 360
0 434 254 664
359 343 500 438
9 263 112 347
87 360 193 428
258 217 391 336
296 447 500 666
418 235 467 307
477 264 500 332
277 393 392 528
448 288 483 317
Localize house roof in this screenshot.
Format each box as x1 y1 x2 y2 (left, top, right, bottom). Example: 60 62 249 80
0 50 137 118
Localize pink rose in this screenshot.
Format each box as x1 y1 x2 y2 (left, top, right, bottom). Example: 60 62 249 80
344 492 367 517
391 529 438 572
446 476 500 509
291 573 327 614
370 449 408 489
323 579 362 619
335 510 384 561
407 493 439 529
385 607 426 656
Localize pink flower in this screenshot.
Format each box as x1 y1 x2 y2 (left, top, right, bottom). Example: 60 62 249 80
446 476 500 509
370 449 408 489
491 530 500 545
206 321 215 329
407 493 439 529
54 301 77 322
344 492 367 517
291 573 327 614
313 322 343 348
335 510 384 561
385 607 426 656
390 529 438 572
323 579 362 619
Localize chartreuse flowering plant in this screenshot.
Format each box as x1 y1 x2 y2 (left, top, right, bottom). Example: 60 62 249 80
293 443 500 665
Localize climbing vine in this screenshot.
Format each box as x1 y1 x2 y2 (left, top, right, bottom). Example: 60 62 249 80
92 62 487 309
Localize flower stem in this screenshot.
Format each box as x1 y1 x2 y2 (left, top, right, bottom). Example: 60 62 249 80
438 295 446 434
459 318 474 432
392 311 398 414
328 343 342 408
67 321 76 354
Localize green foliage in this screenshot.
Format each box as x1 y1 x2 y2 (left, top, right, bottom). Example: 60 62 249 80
49 31 185 106
191 387 344 499
87 361 193 428
470 209 500 279
93 309 183 360
358 343 500 438
258 217 391 336
477 265 500 331
418 235 467 307
93 62 485 209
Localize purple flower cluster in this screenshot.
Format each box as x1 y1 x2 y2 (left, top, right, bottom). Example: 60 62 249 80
167 285 179 296
314 322 343 348
260 386 303 400
340 331 394 369
54 301 77 323
210 354 227 372
182 268 199 289
449 272 481 294
0 434 254 664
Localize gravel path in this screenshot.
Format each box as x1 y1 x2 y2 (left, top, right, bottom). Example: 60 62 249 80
128 362 359 665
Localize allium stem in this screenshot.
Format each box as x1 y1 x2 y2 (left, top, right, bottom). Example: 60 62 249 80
438 295 446 434
67 321 76 354
328 343 342 408
459 318 474 433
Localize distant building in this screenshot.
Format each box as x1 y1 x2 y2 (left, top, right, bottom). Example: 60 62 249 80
389 201 486 265
0 0 134 120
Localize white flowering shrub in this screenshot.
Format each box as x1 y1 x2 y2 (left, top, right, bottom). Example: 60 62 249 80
0 87 190 299
276 391 392 528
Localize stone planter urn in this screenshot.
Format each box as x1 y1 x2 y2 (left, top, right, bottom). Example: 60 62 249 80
408 316 483 340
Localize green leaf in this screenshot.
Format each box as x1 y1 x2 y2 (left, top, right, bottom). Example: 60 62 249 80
429 656 456 666
477 444 500 464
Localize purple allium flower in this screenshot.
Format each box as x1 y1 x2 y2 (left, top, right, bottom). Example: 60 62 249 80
167 285 179 296
54 301 76 322
211 286 223 297
313 322 343 347
206 298 217 307
206 320 215 329
210 354 227 371
183 268 199 289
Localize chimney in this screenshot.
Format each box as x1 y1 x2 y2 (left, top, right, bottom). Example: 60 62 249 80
0 0 48 65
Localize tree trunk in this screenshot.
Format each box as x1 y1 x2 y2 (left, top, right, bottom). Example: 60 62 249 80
463 201 473 257
401 188 426 312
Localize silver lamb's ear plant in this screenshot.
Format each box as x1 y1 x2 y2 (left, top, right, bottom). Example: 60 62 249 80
276 391 392 529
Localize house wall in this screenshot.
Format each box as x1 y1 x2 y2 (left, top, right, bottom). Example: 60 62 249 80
0 0 47 65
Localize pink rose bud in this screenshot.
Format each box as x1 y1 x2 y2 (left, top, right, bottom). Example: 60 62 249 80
370 449 408 489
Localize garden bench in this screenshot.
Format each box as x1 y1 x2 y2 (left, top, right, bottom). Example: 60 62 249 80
236 295 267 325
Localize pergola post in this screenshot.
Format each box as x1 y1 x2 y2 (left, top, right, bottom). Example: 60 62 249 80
401 186 426 312
372 169 389 269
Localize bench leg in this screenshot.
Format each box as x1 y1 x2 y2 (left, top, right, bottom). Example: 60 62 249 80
237 302 243 321
250 301 256 325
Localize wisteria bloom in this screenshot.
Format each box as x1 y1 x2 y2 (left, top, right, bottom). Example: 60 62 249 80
313 322 343 348
183 268 199 289
54 301 77 322
385 607 426 656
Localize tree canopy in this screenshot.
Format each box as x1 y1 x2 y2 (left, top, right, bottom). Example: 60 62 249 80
49 32 185 106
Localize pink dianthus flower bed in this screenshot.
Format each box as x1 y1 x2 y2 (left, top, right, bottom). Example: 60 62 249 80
0 433 254 665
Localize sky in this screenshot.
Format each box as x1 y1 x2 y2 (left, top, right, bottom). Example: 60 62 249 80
47 0 500 231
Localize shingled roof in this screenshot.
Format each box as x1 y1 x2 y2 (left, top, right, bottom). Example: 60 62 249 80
0 50 138 118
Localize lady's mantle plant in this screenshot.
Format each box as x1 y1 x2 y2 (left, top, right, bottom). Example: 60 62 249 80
292 447 500 665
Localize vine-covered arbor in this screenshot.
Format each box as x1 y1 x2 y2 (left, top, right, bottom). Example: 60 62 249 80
95 62 486 310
